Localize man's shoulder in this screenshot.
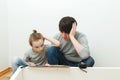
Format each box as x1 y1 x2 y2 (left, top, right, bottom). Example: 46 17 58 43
76 31 86 38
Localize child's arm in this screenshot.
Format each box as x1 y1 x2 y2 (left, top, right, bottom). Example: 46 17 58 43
24 54 36 67
43 35 60 47
24 56 36 66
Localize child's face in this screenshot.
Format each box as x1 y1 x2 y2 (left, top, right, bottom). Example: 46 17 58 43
32 39 44 53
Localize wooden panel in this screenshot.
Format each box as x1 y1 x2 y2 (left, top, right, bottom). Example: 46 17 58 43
0 67 12 77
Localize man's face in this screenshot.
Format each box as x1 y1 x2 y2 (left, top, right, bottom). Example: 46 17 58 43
60 32 70 41
32 39 44 53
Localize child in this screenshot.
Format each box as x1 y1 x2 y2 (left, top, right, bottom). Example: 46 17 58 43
12 30 60 73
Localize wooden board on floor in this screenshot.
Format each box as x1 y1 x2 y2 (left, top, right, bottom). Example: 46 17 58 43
0 67 12 77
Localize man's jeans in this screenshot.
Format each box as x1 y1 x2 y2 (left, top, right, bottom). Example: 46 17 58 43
47 46 94 67
12 57 28 73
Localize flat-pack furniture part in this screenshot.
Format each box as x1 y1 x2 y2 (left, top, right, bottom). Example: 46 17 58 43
10 66 120 80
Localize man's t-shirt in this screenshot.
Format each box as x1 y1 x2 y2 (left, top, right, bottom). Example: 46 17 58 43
54 31 90 62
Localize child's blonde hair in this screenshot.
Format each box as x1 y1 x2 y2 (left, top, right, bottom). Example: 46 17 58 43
29 30 44 46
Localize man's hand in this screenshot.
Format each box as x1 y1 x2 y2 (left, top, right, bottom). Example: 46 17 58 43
69 22 77 37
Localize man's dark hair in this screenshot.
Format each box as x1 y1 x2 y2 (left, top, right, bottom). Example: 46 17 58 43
59 16 77 34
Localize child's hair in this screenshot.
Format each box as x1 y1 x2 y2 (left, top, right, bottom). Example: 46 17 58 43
29 30 44 46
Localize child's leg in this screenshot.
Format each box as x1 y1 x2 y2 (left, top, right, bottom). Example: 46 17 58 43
11 57 28 73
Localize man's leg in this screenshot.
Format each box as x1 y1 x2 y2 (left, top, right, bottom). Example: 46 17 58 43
47 46 79 66
47 46 66 65
11 57 28 73
81 56 95 67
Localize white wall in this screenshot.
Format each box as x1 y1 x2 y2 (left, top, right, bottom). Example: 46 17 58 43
8 0 120 67
0 0 9 71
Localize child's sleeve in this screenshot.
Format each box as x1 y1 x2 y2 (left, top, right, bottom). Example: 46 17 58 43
24 51 31 62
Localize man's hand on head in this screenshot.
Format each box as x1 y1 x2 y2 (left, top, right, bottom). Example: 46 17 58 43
69 22 77 37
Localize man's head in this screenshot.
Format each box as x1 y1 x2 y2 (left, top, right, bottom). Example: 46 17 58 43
29 30 44 53
59 16 77 40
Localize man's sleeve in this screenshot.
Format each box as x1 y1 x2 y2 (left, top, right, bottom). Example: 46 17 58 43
77 35 90 59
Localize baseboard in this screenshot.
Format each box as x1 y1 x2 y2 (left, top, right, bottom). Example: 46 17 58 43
0 67 12 77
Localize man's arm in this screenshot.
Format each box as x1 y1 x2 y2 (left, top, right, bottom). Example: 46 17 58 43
69 23 89 59
69 23 84 53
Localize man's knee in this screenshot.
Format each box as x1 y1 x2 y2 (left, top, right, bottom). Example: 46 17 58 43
81 56 95 67
47 46 59 52
47 46 61 64
87 56 95 67
47 46 60 56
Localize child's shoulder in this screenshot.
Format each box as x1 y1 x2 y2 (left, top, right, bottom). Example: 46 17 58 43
44 44 50 48
24 49 33 55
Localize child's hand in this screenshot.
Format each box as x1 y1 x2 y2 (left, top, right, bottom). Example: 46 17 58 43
42 34 47 40
28 62 36 66
45 63 50 66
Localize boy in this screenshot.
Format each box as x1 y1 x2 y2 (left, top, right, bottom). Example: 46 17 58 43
12 30 60 73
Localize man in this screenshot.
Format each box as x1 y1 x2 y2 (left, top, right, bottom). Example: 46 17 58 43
47 16 94 67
